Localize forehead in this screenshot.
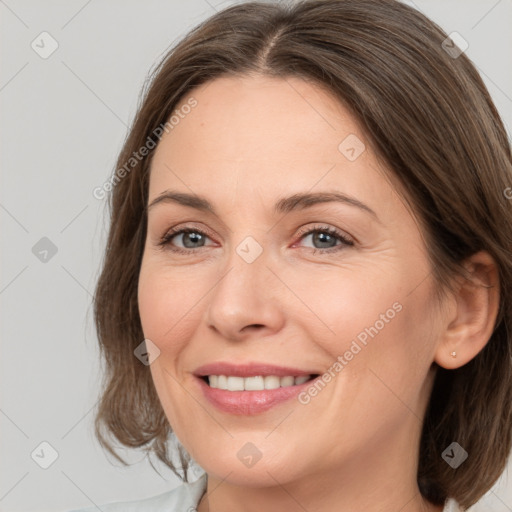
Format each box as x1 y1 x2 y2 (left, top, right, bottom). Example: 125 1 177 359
148 75 400 219
154 74 358 162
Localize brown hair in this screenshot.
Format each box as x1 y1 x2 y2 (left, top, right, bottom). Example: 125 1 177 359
93 0 512 507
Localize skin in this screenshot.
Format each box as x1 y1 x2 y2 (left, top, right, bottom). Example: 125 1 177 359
137 75 499 512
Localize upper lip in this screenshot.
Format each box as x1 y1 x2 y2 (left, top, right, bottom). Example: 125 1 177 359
194 362 318 378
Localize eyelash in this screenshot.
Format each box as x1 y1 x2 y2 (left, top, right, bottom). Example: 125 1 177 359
158 224 354 256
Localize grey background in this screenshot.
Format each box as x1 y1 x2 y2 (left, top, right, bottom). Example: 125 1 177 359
1 1 511 511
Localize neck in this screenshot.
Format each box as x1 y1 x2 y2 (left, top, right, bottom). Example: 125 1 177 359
198 468 443 512
196 421 444 512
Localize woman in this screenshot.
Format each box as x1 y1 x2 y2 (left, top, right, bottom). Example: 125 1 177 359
72 0 512 510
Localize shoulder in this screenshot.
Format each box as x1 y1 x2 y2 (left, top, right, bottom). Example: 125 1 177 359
443 498 464 511
67 473 207 512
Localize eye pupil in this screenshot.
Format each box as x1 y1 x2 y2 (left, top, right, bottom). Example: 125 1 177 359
313 231 337 248
183 231 205 248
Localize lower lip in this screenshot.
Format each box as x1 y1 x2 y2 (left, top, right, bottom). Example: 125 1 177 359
195 376 317 415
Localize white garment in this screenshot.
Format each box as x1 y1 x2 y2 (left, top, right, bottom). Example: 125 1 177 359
68 473 463 511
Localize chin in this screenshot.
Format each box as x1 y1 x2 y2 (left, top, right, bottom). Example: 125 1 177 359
208 463 296 488
192 444 300 487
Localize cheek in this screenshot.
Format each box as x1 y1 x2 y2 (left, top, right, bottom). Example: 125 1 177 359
293 262 437 398
285 265 407 354
138 264 205 431
137 261 208 345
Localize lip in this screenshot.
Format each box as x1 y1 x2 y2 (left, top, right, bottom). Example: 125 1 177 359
194 362 315 378
193 362 320 415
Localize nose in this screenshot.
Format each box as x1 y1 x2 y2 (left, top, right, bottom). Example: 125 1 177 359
204 244 285 342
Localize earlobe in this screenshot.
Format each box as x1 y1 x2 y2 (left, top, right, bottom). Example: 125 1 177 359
434 250 500 370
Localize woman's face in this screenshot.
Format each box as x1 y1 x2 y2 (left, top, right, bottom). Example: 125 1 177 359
138 75 449 487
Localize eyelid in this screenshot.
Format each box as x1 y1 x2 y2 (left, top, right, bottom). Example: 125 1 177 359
294 223 354 245
158 224 217 247
157 225 355 259
160 222 217 240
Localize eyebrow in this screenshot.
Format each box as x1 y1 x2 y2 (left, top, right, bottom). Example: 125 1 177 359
147 190 379 220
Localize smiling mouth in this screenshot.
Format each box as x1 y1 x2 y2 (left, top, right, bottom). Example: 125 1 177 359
202 374 319 391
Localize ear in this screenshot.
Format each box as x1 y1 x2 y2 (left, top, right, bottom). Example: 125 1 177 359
434 250 500 370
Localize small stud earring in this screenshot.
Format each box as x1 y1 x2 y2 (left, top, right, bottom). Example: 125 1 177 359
450 351 457 358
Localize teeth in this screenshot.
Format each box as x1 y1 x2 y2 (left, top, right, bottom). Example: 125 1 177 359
244 376 264 390
280 376 295 387
207 375 312 391
227 376 244 391
294 375 310 385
